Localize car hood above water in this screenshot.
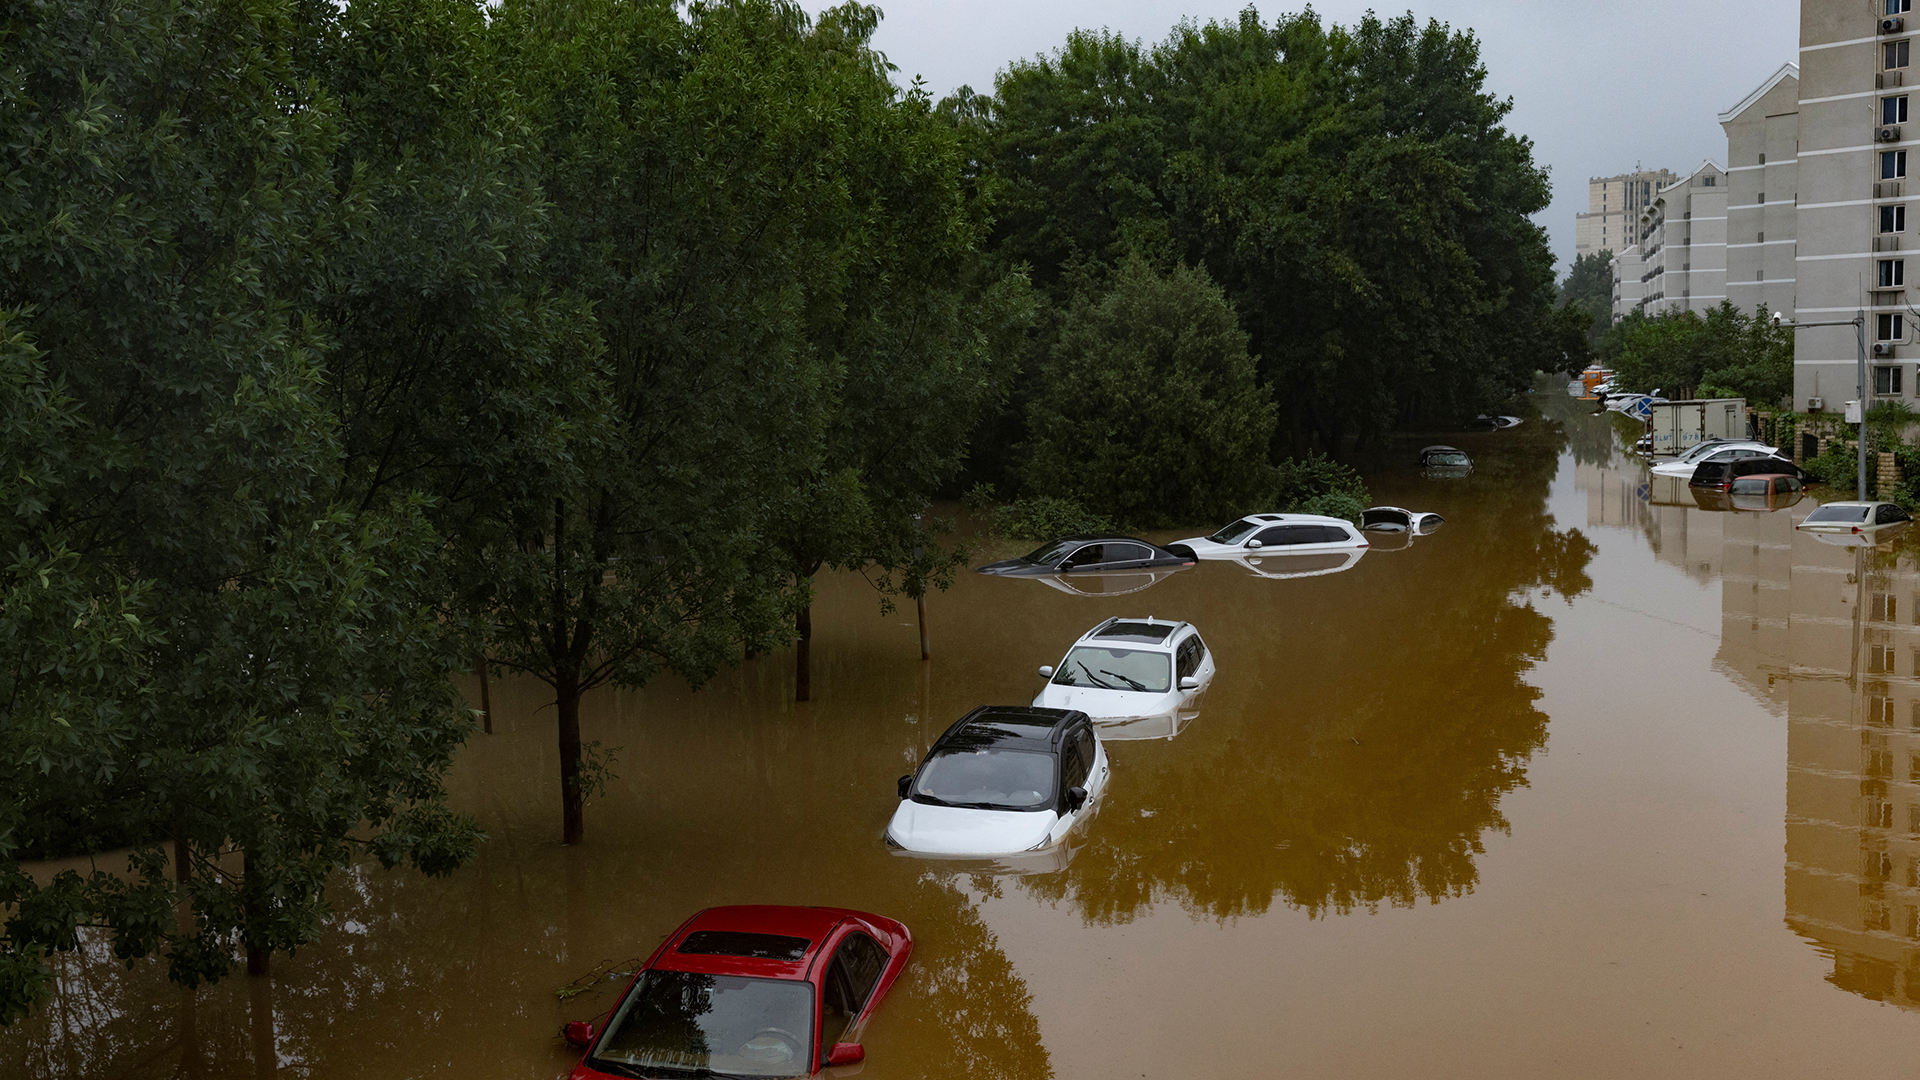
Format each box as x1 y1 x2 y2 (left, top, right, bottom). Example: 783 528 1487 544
886 800 1057 855
1034 684 1176 720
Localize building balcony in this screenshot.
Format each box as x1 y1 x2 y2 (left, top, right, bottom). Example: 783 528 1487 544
1877 235 1903 252
1876 181 1906 199
1871 288 1907 307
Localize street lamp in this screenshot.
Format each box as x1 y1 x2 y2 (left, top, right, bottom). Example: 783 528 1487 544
1773 309 1869 500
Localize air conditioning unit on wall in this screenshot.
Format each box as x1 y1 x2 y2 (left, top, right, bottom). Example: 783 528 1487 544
1808 397 1825 411
1882 125 1904 142
1874 342 1897 357
1884 16 1906 33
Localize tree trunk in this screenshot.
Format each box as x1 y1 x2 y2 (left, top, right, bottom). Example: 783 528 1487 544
557 673 584 845
476 655 493 735
248 959 277 1078
795 601 812 702
243 849 269 978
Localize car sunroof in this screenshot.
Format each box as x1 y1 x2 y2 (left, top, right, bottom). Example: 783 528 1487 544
1094 621 1174 643
678 931 812 960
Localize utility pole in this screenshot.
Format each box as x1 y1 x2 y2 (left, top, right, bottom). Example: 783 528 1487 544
1774 311 1869 499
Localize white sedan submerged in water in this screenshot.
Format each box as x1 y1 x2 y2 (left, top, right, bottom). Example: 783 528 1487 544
887 707 1109 857
1032 617 1214 721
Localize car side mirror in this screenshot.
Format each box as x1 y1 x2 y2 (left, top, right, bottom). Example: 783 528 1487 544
1038 665 1054 678
1245 539 1263 549
897 775 912 799
563 1021 595 1048
1179 676 1199 690
1066 785 1088 811
825 1042 866 1067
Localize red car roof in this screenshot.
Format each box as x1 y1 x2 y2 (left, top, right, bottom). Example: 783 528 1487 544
653 905 865 980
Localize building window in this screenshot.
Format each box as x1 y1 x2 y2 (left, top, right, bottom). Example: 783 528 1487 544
1875 593 1899 621
1884 204 1908 233
1878 365 1905 395
1759 231 1767 243
1873 643 1897 672
1888 96 1911 125
1885 150 1909 179
1880 312 1906 340
1881 259 1906 287
1890 40 1912 70
1891 0 1913 13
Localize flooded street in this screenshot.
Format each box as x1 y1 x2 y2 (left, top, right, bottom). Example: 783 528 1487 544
11 402 1920 1078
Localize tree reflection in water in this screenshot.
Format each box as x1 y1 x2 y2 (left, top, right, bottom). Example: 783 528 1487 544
1024 418 1596 922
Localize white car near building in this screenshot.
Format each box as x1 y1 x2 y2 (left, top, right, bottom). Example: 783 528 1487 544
1032 617 1214 722
1647 439 1778 479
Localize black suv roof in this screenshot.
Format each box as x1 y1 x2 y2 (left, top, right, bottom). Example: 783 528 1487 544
933 706 1088 753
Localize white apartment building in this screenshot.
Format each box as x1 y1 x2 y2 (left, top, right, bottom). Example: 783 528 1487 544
1611 243 1646 319
1720 63 1800 319
1607 164 1728 322
1793 0 1917 408
1576 169 1679 259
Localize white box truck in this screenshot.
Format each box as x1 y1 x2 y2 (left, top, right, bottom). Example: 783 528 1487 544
1647 398 1747 456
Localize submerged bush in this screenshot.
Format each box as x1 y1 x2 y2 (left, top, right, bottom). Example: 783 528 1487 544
1273 452 1369 523
992 496 1116 541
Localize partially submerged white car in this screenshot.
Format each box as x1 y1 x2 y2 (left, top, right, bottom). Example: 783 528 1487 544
1174 513 1366 558
1033 617 1214 722
1647 439 1779 479
1795 501 1913 543
1359 507 1444 535
887 707 1109 858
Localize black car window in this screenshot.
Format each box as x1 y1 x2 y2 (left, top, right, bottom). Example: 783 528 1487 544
1073 727 1096 778
1729 477 1767 494
1061 727 1092 796
1106 543 1152 563
819 954 857 1051
1361 509 1410 529
1316 525 1351 543
1254 525 1321 546
1061 544 1105 569
1024 539 1077 565
1879 504 1911 524
1176 638 1198 678
1783 477 1802 492
833 933 888 1021
1206 519 1259 544
678 932 811 960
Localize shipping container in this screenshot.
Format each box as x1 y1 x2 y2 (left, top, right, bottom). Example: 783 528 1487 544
1647 398 1747 456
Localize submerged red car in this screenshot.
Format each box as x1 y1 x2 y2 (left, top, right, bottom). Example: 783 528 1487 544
563 905 912 1079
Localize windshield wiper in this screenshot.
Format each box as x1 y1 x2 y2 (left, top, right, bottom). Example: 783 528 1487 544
1100 668 1147 692
1077 661 1117 689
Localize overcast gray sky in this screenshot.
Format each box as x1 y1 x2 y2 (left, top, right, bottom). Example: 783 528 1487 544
798 0 1802 278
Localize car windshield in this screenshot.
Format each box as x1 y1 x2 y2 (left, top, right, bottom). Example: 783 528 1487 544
914 748 1056 811
1051 645 1172 693
1205 519 1259 544
1427 452 1470 467
590 970 814 1079
1805 504 1872 523
1022 539 1078 565
1729 477 1769 494
1678 441 1725 463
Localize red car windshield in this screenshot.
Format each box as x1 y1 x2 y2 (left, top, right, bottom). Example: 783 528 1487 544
590 970 814 1078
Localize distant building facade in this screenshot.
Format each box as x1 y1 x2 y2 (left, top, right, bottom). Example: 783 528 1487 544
1576 169 1679 260
1606 164 1728 323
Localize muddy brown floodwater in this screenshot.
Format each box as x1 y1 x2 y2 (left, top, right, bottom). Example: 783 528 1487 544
11 400 1920 1078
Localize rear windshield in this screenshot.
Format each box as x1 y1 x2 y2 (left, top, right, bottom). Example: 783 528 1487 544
1052 646 1172 693
1805 504 1871 523
1206 519 1259 544
1426 452 1470 467
1729 477 1769 494
914 748 1055 811
678 932 811 961
1023 539 1077 565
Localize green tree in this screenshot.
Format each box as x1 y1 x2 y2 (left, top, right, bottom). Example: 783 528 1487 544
760 7 1037 699
970 9 1564 452
0 0 479 1022
1019 258 1277 527
1598 302 1791 406
1558 250 1612 348
483 0 904 842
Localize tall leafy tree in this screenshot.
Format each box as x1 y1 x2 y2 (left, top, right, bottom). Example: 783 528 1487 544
0 0 479 1021
1559 249 1613 348
968 9 1568 452
482 0 880 843
1019 257 1277 527
760 6 1036 700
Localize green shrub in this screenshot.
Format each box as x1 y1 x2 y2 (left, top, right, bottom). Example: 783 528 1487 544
1273 452 1369 523
1801 446 1860 488
991 496 1116 541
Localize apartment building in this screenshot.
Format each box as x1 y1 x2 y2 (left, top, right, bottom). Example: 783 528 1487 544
1793 0 1917 409
1610 243 1646 319
1576 169 1679 259
1639 163 1729 318
1720 63 1801 319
